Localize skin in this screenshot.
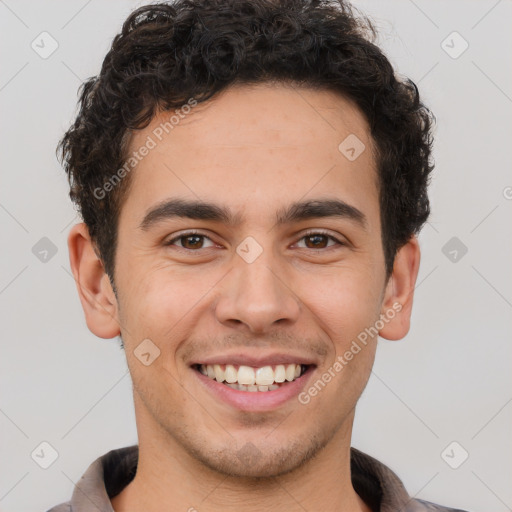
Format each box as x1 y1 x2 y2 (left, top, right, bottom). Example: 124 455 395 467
68 82 420 512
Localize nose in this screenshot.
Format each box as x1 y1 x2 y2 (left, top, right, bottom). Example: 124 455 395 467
214 250 301 334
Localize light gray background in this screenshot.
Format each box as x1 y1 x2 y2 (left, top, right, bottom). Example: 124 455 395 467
1 1 511 511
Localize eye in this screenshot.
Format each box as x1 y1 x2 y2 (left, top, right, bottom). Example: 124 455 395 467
295 231 345 250
164 230 345 252
165 231 216 250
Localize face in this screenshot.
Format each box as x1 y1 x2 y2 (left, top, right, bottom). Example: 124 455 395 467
81 83 413 478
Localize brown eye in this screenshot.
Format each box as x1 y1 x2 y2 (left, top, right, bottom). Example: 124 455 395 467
304 234 329 248
180 235 205 249
296 232 342 249
166 232 215 250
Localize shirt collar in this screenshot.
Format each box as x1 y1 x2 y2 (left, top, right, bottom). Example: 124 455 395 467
65 444 432 512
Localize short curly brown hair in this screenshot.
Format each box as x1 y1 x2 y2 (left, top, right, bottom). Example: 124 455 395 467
58 0 435 284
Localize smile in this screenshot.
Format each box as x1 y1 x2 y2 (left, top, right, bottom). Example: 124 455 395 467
194 363 308 392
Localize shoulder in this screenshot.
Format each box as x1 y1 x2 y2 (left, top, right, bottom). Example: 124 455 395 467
350 447 471 512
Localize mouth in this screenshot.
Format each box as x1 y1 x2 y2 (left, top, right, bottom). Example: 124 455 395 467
192 363 309 392
191 361 315 411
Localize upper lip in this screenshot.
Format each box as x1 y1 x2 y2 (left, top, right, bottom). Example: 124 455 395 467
190 352 318 368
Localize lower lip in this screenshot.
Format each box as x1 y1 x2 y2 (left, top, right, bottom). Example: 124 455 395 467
193 367 315 412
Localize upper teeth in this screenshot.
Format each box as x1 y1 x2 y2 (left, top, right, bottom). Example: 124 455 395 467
200 363 303 385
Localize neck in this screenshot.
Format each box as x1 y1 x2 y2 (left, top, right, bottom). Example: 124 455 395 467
111 407 371 512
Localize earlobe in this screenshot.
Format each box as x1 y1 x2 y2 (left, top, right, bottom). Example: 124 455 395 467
378 236 421 341
67 223 121 339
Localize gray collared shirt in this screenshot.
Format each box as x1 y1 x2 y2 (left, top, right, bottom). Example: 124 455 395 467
46 445 469 512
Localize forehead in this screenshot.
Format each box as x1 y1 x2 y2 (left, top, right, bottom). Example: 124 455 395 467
121 82 379 228
144 82 371 148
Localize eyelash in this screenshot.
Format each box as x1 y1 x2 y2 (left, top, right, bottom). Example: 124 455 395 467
165 229 345 251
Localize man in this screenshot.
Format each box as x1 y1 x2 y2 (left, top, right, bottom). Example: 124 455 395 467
49 0 469 510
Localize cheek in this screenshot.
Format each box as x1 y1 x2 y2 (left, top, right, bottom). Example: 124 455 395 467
295 272 379 422
117 265 219 352
297 265 383 346
300 273 380 401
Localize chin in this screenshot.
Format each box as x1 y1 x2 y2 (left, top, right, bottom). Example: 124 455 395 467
183 433 327 479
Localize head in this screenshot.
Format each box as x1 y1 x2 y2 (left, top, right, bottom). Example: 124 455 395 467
62 0 434 479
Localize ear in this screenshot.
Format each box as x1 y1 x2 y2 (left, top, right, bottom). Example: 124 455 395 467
378 236 421 341
67 223 121 339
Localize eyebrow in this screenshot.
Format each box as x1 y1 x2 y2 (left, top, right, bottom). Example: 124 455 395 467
139 197 368 231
